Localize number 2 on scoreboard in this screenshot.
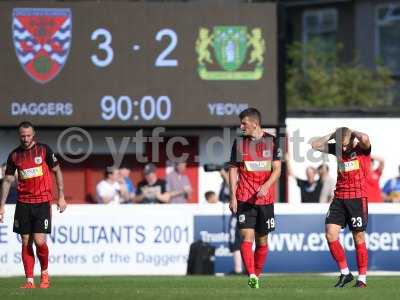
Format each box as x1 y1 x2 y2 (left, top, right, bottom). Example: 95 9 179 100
90 28 178 68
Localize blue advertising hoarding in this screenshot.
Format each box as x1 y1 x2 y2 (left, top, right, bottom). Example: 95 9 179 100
194 211 400 273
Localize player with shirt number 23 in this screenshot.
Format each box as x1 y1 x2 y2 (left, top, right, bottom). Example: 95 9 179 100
312 127 370 288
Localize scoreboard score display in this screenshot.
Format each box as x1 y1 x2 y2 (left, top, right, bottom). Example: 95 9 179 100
0 2 278 127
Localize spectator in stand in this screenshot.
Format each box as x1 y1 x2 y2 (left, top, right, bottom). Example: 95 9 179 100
134 163 170 204
166 162 192 203
318 164 336 203
296 167 322 203
96 168 128 204
366 156 384 203
286 156 322 203
204 191 218 204
119 165 136 202
382 165 400 202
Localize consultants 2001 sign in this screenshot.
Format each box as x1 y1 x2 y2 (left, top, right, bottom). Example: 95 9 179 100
0 2 278 127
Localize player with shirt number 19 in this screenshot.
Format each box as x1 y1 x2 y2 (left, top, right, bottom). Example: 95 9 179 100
0 121 67 289
228 108 282 289
311 127 371 288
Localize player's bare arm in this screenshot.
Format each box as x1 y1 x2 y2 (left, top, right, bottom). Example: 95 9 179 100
0 175 15 222
351 130 371 149
311 132 335 153
52 165 67 213
229 166 238 214
257 161 281 197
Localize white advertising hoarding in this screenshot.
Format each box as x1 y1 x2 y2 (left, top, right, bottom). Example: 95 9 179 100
0 204 195 276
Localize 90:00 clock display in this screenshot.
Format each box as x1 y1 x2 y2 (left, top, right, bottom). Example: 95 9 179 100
100 95 172 122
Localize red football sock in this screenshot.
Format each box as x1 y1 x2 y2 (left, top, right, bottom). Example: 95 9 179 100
240 241 255 275
21 245 35 278
328 240 348 270
36 243 49 272
355 242 368 275
254 244 268 277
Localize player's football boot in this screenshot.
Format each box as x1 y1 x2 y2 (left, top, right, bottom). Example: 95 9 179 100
20 281 36 289
334 273 354 287
39 272 50 288
353 280 367 288
248 276 260 289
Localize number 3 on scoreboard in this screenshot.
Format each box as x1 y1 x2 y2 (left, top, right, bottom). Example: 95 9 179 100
91 28 114 68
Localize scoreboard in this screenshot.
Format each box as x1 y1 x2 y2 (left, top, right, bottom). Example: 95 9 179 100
0 2 278 127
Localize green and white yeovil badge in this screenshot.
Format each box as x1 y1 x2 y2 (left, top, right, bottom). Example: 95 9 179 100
195 26 266 80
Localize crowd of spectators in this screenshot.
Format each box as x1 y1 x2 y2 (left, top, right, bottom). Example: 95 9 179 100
2 156 399 204
95 162 193 204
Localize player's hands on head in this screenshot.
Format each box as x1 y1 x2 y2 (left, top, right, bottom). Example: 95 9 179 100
57 197 67 213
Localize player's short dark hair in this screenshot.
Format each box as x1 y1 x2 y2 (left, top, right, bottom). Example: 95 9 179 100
239 107 261 125
204 191 216 200
18 121 35 131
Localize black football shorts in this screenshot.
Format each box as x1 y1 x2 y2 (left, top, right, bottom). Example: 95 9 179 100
236 201 275 235
325 198 368 231
13 201 52 234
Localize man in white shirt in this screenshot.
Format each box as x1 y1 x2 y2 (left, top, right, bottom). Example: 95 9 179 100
96 168 127 204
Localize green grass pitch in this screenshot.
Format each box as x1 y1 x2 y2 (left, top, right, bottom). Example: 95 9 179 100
1 275 399 300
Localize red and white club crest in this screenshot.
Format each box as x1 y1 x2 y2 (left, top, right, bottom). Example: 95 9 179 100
34 156 43 164
12 8 72 84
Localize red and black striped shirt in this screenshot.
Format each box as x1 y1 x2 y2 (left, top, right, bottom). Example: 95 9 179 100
5 143 59 204
229 132 282 205
328 143 371 199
